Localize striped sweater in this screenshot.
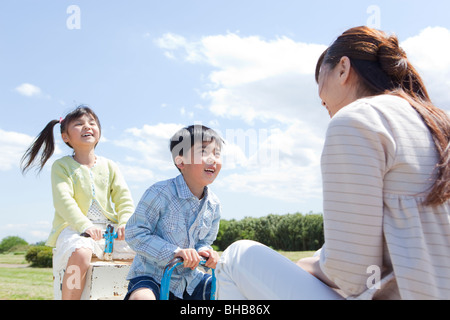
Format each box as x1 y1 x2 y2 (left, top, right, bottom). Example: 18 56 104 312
319 94 450 299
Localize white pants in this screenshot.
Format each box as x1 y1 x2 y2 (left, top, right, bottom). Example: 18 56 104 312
216 240 344 300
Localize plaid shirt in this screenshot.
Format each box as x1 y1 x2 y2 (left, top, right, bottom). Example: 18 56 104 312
125 174 221 298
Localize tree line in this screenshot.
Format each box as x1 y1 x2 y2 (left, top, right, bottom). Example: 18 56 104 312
213 213 324 252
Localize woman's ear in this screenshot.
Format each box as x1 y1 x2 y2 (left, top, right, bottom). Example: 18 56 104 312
338 56 352 85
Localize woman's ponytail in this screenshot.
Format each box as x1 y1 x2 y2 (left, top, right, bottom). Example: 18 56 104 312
20 119 60 174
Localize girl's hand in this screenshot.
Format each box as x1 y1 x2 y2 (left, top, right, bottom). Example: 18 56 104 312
85 226 103 241
116 225 126 240
175 248 201 270
199 249 220 269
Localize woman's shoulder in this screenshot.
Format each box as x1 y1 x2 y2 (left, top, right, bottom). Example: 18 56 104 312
362 94 408 105
331 94 418 128
340 94 413 118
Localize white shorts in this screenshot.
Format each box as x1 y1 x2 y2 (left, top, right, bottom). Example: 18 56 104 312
53 223 135 274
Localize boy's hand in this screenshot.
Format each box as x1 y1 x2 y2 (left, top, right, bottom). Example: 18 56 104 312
175 248 201 270
199 249 220 269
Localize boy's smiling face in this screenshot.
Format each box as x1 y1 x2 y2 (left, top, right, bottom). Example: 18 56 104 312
176 140 222 198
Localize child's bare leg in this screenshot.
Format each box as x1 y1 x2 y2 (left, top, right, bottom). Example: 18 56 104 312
128 288 157 300
62 247 92 300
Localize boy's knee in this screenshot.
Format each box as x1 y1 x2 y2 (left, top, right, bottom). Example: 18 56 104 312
128 288 157 300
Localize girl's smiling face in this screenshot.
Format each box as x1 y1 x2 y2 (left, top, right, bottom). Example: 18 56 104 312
62 113 101 150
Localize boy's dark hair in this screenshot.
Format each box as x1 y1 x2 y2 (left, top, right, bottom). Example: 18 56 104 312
169 125 223 166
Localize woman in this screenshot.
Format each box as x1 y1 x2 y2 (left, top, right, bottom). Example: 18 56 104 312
215 26 450 300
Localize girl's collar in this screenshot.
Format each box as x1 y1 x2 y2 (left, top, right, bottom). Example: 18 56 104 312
69 154 99 169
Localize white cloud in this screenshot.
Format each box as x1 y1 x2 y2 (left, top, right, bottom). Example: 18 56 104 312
217 164 321 203
152 33 328 202
201 34 322 85
154 32 204 62
0 129 66 172
149 28 450 204
155 32 187 50
15 83 42 97
0 129 34 171
180 107 194 118
0 221 51 243
125 122 183 140
113 123 185 181
155 32 328 127
401 26 450 111
156 28 450 121
217 121 324 201
402 27 450 71
115 119 325 203
117 163 155 183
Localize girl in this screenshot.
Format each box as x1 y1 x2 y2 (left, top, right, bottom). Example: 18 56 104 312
215 26 450 300
21 106 135 300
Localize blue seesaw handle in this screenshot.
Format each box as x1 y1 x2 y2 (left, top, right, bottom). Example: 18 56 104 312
160 257 216 300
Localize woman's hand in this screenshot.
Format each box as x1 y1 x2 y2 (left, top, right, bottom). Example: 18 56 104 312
296 256 338 288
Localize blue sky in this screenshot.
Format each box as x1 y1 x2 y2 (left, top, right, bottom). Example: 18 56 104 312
1 0 450 243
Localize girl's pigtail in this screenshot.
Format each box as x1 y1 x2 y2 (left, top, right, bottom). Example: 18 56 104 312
20 119 60 174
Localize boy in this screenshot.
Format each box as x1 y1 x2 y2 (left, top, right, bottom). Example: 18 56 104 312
125 125 223 300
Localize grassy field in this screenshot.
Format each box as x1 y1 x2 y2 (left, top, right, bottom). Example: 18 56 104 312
278 250 315 262
0 266 53 300
0 250 314 300
0 253 53 300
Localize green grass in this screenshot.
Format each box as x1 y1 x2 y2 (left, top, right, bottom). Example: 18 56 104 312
0 253 53 300
0 267 53 300
278 250 315 262
0 250 315 300
0 252 29 265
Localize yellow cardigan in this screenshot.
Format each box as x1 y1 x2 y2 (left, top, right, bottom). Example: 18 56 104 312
46 156 135 247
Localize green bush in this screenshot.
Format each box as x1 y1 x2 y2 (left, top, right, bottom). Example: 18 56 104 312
8 244 30 253
0 236 28 253
213 213 324 252
25 246 53 268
